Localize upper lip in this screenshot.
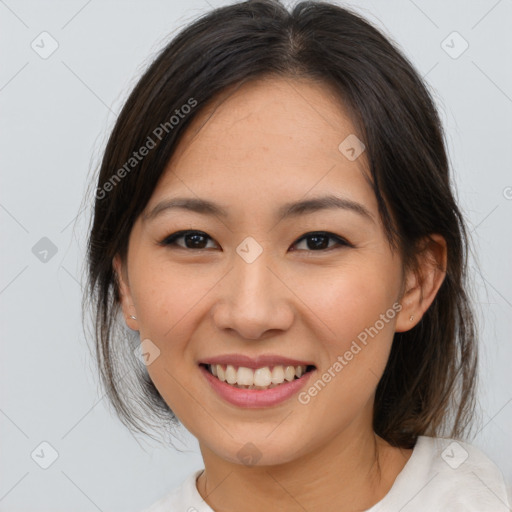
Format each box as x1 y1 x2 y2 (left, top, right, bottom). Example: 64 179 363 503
199 354 316 370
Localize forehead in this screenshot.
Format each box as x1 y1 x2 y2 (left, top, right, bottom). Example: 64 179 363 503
146 77 377 223
171 76 359 166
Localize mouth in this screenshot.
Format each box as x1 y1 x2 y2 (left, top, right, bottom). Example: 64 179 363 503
199 363 316 390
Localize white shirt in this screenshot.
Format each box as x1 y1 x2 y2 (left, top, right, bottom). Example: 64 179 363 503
140 436 511 511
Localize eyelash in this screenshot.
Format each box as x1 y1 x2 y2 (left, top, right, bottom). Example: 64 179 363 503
159 230 353 252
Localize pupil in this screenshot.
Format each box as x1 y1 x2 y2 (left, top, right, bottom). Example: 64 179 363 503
309 234 328 250
187 233 206 248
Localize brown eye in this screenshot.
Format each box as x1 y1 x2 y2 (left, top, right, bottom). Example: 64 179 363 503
161 230 218 250
291 232 351 251
160 230 352 252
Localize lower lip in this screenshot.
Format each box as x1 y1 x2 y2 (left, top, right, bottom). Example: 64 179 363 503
199 365 316 408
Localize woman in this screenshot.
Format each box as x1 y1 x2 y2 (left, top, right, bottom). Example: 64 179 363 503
83 1 510 510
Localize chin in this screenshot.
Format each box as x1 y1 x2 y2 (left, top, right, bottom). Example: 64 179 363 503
209 434 306 468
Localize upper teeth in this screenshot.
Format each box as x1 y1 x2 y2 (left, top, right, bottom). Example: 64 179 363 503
209 364 308 388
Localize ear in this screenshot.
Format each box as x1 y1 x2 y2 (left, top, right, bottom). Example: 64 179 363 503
112 253 139 331
395 234 447 332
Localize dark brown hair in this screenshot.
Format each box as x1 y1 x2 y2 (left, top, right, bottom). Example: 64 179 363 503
82 0 478 448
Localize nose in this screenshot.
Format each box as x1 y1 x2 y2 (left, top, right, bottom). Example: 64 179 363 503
211 248 294 340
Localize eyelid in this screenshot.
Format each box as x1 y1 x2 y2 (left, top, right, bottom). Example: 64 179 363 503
293 231 353 250
160 230 353 251
159 230 218 249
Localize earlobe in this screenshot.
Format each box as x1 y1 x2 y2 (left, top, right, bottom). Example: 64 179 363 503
112 254 139 331
395 234 447 333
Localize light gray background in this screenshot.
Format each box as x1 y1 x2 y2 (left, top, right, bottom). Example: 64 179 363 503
1 0 511 510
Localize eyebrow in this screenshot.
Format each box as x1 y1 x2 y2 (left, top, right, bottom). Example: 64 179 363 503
142 194 375 224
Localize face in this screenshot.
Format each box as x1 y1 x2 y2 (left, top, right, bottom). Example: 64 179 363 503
114 77 415 467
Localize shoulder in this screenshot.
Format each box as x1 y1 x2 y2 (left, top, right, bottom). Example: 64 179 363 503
138 469 211 512
424 436 507 485
382 436 511 511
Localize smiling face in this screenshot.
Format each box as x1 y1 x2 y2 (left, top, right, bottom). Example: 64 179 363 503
114 76 416 466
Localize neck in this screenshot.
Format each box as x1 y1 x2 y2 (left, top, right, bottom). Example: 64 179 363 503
196 420 410 512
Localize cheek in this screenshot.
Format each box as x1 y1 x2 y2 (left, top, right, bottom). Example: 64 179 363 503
128 258 221 405
296 260 399 342
131 259 209 341
297 260 399 398
132 271 198 418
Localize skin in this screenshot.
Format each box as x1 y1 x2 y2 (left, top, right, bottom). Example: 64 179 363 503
114 76 447 511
